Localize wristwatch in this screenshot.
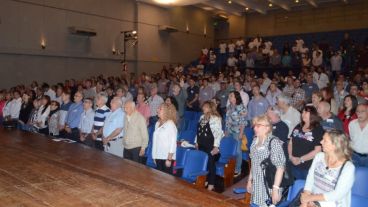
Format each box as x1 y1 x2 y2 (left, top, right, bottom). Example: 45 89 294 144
299 157 305 164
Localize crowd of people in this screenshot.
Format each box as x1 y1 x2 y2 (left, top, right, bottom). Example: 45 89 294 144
1 33 368 207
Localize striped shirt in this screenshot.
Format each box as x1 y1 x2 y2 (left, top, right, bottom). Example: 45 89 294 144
93 105 110 133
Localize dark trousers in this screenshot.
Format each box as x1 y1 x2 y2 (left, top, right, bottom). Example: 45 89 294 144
59 128 80 142
81 134 95 148
38 127 49 136
155 159 173 175
95 140 104 151
199 146 220 185
124 147 143 164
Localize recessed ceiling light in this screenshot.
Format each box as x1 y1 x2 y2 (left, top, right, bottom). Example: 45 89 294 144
295 0 299 3
245 7 249 11
228 0 232 4
268 3 273 7
154 0 175 4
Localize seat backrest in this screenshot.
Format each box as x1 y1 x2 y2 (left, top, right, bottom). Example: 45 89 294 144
184 111 195 120
176 147 191 168
287 179 306 201
218 136 238 163
351 194 368 207
352 167 368 197
179 130 196 144
182 150 208 180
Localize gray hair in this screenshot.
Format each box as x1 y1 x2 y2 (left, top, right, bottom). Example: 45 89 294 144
97 92 108 104
269 106 282 117
124 100 136 108
277 93 291 105
112 97 123 108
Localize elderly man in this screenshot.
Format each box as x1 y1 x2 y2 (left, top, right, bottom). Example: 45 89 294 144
317 101 343 131
277 94 301 138
102 97 125 158
349 104 368 166
147 84 164 127
267 106 289 145
123 101 149 164
78 98 95 147
92 92 111 150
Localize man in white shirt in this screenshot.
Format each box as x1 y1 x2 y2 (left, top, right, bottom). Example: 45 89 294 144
312 51 323 67
228 41 235 54
277 94 301 138
42 83 56 100
330 51 342 78
3 91 22 120
349 104 368 166
314 67 329 89
227 54 238 68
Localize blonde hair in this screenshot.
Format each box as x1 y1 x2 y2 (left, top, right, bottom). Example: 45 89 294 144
159 103 177 125
202 101 220 118
252 114 272 134
326 130 352 161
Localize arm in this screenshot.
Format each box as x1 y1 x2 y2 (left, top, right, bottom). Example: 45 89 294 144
104 128 123 141
140 116 149 151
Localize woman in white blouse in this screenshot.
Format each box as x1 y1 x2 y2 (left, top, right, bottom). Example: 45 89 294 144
195 101 223 191
301 130 355 207
152 103 177 174
34 95 51 135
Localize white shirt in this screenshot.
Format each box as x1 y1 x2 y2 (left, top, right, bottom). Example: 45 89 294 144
281 106 301 138
152 120 177 160
3 98 22 119
349 120 368 154
331 55 343 72
219 43 227 54
312 49 323 59
45 89 56 100
35 105 51 128
209 82 220 94
227 57 238 67
228 43 236 53
314 73 329 89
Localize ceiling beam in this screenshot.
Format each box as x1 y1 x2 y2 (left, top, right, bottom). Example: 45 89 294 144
268 0 291 11
306 0 318 8
232 0 267 14
202 0 244 16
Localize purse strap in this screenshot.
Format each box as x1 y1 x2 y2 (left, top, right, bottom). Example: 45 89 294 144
334 160 347 190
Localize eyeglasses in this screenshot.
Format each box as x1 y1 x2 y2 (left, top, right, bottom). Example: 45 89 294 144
254 123 270 128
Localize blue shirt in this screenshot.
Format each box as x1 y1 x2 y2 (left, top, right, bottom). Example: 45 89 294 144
302 83 319 102
79 108 95 133
66 102 84 128
321 115 344 131
103 108 125 138
247 96 270 121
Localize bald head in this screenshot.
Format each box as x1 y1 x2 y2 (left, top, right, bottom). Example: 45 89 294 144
124 100 136 115
110 97 123 111
317 101 331 118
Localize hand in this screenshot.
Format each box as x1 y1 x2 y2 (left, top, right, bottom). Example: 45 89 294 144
195 143 199 150
246 180 252 194
102 137 109 145
272 188 281 204
139 148 145 157
65 127 71 133
58 125 64 130
165 160 172 168
238 133 243 140
80 136 86 142
210 147 219 155
224 131 229 137
91 133 97 140
300 192 312 204
290 156 300 166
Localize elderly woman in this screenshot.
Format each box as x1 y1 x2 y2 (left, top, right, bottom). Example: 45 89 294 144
246 115 286 206
289 106 324 180
225 91 247 176
300 130 355 207
152 103 177 174
195 101 223 191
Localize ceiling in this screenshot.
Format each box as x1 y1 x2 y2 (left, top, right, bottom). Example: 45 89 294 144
139 0 360 16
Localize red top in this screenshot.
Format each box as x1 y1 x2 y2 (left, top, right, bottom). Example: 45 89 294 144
337 110 357 136
0 100 6 117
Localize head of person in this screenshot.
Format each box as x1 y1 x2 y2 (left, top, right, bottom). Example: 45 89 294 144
124 101 136 116
312 91 323 108
266 106 282 124
228 91 242 106
13 90 21 99
40 95 51 107
302 105 321 129
356 104 368 123
157 103 177 124
320 87 333 102
294 79 301 89
343 95 358 114
137 93 146 104
306 73 313 84
50 100 60 112
96 92 108 108
83 98 93 111
202 101 220 117
349 84 360 96
42 83 50 92
276 94 291 111
189 77 196 87
234 80 242 91
172 83 181 96
22 93 31 104
165 96 178 111
61 91 71 103
150 84 158 97
336 80 344 92
287 77 294 86
85 79 92 88
56 86 63 97
317 101 331 119
33 99 41 109
202 78 209 87
252 114 272 138
220 81 226 90
321 130 352 161
269 83 278 93
252 85 261 96
74 91 83 103
115 88 124 98
110 97 123 112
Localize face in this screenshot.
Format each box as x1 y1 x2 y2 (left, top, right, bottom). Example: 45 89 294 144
33 100 40 108
266 108 276 121
252 86 260 96
157 105 165 119
62 93 70 102
294 80 301 88
269 84 276 92
150 87 157 96
137 94 145 103
56 87 63 96
312 94 321 105
41 98 48 106
74 92 83 103
116 89 123 97
124 103 134 115
234 82 241 91
302 110 310 123
320 133 335 153
172 85 180 96
350 86 358 96
229 93 236 105
22 94 30 102
356 105 368 122
253 121 271 137
110 99 120 111
83 100 92 110
14 92 20 99
165 98 172 105
202 104 210 114
50 102 58 110
336 81 344 91
344 97 352 108
96 96 105 107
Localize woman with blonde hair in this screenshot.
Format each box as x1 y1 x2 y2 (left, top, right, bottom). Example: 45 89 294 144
152 103 177 174
299 130 355 207
195 101 223 191
247 114 286 206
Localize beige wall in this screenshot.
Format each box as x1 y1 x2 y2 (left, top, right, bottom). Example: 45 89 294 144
246 1 368 37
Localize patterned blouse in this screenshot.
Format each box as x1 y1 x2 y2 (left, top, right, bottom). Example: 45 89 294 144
195 115 224 147
225 104 247 134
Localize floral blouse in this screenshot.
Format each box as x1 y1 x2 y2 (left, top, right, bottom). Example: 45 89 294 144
225 104 247 134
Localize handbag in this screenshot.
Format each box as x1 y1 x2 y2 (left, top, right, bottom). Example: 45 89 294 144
261 137 294 189
288 160 347 207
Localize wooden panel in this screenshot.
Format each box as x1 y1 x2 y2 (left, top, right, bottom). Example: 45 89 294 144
0 128 242 207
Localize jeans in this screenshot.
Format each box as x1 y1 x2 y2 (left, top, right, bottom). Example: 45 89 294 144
231 132 242 174
291 165 309 180
124 147 144 164
352 152 368 167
